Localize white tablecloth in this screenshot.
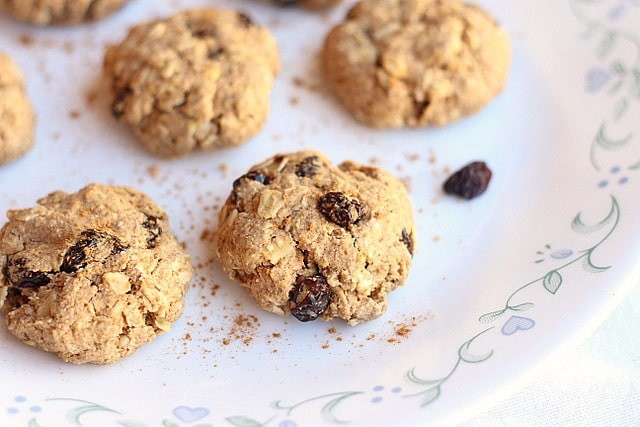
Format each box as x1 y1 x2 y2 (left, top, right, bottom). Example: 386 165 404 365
465 284 640 425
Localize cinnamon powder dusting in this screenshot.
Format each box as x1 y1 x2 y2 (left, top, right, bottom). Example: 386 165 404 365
222 314 260 346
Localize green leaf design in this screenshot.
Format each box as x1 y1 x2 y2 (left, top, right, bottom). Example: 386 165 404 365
406 367 443 386
46 399 120 426
119 421 148 427
571 198 617 234
419 387 441 407
478 309 506 324
320 392 362 424
613 98 629 120
162 420 180 427
611 61 626 74
28 419 43 427
511 302 535 311
225 416 263 427
595 123 632 150
629 159 640 170
458 340 493 364
543 270 563 294
597 32 616 58
582 252 611 273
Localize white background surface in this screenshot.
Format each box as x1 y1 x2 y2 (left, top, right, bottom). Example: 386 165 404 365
0 0 639 425
468 282 640 426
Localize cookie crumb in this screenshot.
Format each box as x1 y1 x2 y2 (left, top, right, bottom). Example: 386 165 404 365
147 164 160 178
19 35 34 47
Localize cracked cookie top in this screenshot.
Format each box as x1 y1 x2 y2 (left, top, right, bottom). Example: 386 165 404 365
0 0 129 25
0 184 193 364
322 0 511 128
103 9 280 158
216 151 415 325
0 53 35 165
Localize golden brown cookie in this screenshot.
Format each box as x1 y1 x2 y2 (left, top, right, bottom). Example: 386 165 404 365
104 9 280 158
322 0 511 128
0 184 193 364
0 53 35 166
0 0 129 26
216 151 415 325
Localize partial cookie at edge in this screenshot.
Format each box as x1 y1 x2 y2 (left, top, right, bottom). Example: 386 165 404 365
0 53 35 166
0 184 193 364
0 0 130 25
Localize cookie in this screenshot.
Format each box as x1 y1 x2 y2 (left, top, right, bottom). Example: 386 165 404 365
0 0 129 26
104 9 280 158
216 151 415 325
0 53 35 166
0 184 193 364
322 0 511 128
269 0 341 9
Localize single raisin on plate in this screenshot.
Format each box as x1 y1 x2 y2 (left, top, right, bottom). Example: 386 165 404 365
443 161 492 200
318 192 368 228
289 275 332 322
295 155 321 178
401 228 414 255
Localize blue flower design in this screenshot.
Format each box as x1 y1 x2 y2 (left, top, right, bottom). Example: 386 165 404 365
5 396 41 415
608 3 627 21
369 385 403 404
586 68 611 92
598 165 630 189
535 244 573 263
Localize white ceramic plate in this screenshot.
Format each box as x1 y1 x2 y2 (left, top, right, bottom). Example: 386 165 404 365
1 0 640 425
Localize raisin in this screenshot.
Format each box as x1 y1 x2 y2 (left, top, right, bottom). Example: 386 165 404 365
192 28 217 39
207 47 225 60
295 156 321 178
443 161 492 200
237 12 254 27
142 215 163 249
289 275 332 322
61 230 126 273
231 171 270 202
401 228 414 255
14 271 51 288
111 86 132 119
234 171 270 188
318 192 368 228
4 258 52 289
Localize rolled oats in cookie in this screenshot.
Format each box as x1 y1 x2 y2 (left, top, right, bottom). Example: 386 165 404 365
0 184 193 364
0 53 35 166
216 151 415 325
322 0 511 128
0 0 129 26
103 9 280 158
